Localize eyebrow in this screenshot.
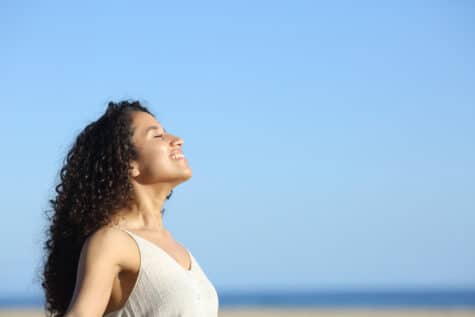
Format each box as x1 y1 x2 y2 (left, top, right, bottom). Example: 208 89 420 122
144 125 167 135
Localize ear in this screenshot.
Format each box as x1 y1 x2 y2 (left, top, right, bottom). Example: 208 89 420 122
130 160 140 178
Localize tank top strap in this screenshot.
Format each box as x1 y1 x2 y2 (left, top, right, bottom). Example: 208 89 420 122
111 225 167 257
111 225 195 274
112 225 143 247
112 224 132 235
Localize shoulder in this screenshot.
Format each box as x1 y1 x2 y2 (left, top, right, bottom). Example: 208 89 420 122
66 226 138 315
81 225 139 272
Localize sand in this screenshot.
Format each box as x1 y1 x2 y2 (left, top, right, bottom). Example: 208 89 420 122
0 308 474 316
220 308 475 316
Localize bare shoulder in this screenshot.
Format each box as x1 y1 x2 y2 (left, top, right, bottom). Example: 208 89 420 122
82 225 139 272
66 226 140 315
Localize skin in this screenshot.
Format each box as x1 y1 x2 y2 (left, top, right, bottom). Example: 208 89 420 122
65 111 193 317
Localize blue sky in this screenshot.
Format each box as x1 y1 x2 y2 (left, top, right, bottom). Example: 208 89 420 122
1 1 474 298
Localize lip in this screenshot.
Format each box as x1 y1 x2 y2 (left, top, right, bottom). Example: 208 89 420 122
170 150 186 160
170 150 184 157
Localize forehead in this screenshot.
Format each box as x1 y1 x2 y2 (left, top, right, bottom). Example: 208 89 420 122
131 111 161 128
130 111 163 137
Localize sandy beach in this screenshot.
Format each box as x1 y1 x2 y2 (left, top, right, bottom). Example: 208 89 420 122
0 308 474 316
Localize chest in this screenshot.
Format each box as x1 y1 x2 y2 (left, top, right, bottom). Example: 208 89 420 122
105 241 219 316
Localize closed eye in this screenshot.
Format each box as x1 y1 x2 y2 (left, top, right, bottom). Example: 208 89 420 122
154 134 164 138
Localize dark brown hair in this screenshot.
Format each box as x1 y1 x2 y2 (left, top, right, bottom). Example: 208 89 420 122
40 100 173 316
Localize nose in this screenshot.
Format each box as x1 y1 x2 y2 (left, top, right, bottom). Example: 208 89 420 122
171 134 184 147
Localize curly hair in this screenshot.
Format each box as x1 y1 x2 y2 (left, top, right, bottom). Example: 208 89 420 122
40 100 173 316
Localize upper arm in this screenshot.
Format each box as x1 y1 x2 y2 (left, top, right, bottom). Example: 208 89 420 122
65 227 123 317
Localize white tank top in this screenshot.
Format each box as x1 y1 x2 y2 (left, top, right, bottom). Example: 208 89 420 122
103 226 219 317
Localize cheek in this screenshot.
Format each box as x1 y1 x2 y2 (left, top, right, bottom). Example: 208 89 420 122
140 147 170 173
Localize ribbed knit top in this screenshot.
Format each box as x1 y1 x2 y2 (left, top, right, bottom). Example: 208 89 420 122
103 226 219 317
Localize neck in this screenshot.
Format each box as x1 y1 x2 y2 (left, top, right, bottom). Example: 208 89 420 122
112 182 173 233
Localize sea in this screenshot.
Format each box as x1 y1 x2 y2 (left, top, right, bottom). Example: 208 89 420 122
1 289 474 309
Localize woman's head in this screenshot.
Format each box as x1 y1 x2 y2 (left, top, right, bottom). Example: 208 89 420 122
41 100 187 316
128 110 192 189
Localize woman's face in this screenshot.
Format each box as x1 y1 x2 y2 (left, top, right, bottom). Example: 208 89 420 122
129 111 192 186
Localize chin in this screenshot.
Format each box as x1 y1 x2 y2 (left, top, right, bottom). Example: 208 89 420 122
182 170 193 181
183 166 192 178
175 170 193 184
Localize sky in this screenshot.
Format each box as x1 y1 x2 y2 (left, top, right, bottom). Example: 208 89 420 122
1 1 474 298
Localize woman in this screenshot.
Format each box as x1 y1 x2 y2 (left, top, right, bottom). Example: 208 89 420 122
41 100 219 316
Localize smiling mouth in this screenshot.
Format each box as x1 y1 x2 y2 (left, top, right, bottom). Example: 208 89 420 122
171 153 185 160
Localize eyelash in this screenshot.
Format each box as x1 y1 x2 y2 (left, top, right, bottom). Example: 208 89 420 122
154 135 164 138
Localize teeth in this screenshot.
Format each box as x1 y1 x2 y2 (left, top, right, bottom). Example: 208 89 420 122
172 153 185 160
